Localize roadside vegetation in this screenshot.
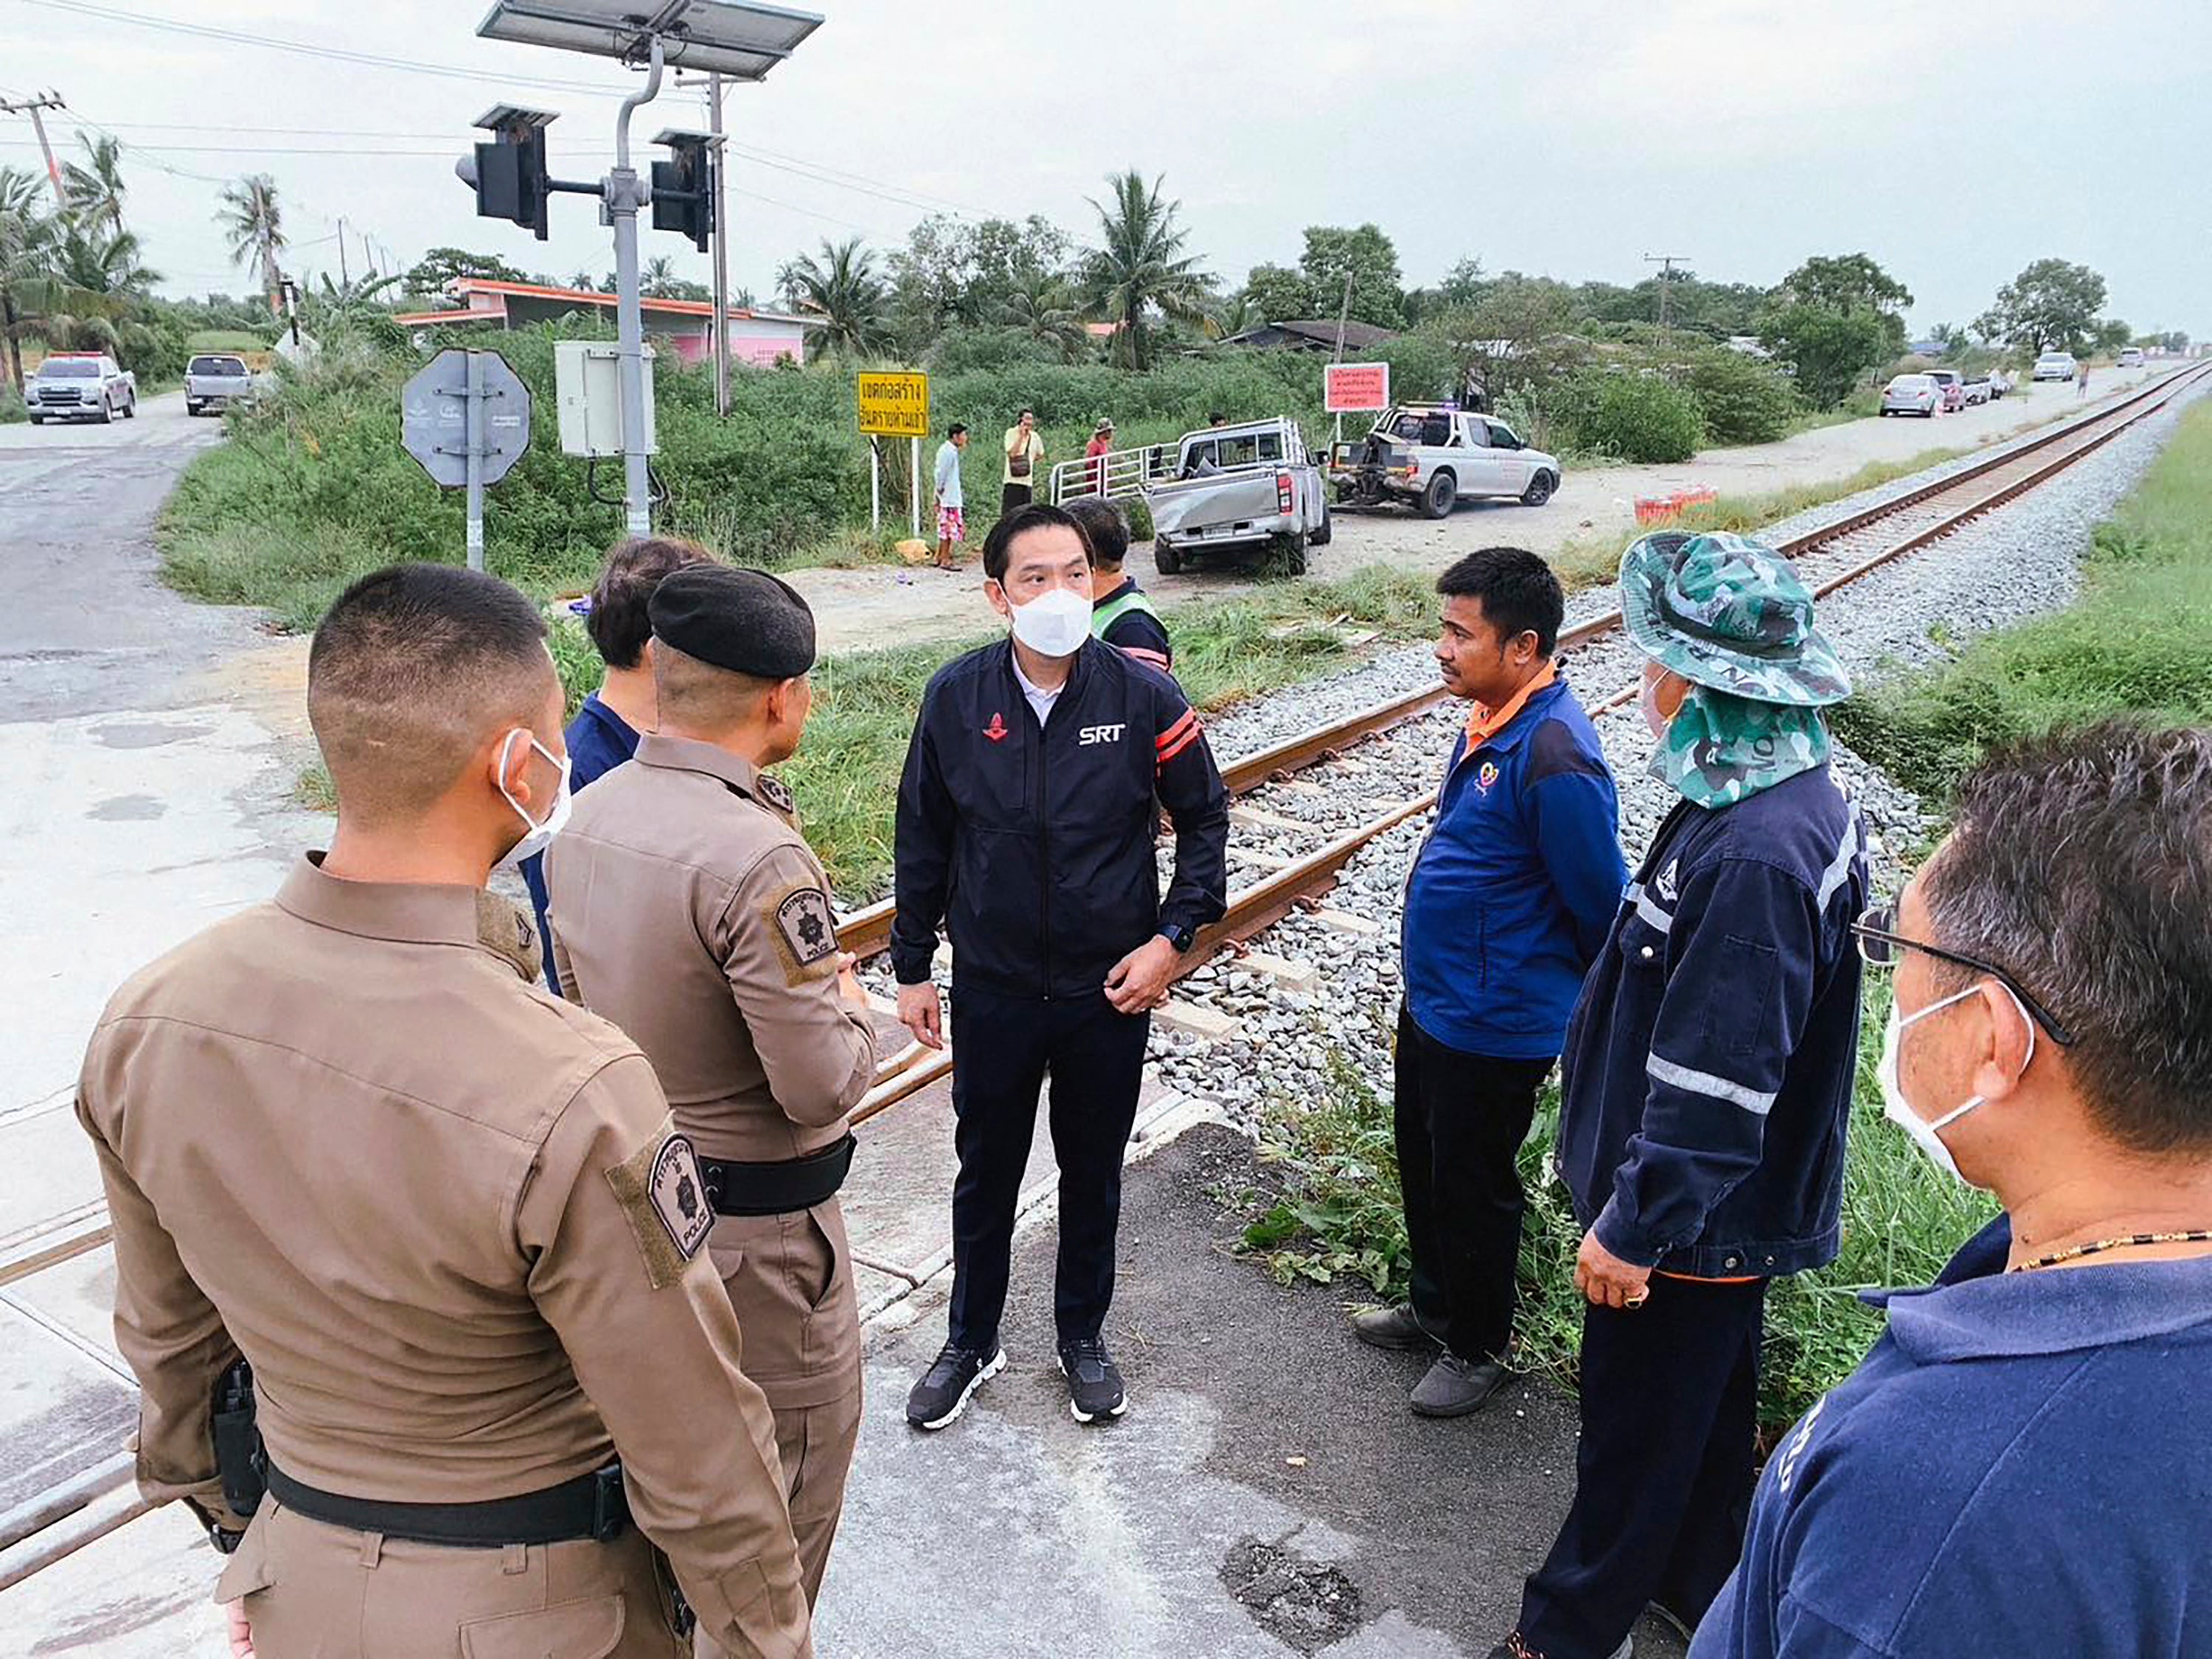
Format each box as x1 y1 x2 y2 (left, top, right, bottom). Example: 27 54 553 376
1240 397 2212 1432
1836 399 2212 792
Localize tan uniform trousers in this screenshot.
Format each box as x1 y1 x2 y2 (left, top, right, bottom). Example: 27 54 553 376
217 1499 689 1658
703 1195 863 1622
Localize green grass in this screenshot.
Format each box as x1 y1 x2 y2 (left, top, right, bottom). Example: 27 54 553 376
1238 979 1995 1432
1835 399 2212 794
1548 447 1969 591
187 329 272 352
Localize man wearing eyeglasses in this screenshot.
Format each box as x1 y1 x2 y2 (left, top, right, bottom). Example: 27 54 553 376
1498 532 1869 1659
1694 721 2212 1658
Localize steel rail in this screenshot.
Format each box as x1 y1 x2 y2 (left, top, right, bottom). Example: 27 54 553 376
828 365 2210 963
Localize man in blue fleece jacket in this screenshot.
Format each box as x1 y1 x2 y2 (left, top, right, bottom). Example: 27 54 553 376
1694 721 2212 1659
1352 547 1625 1418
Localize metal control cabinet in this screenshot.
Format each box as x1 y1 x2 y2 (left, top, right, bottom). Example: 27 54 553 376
554 339 657 457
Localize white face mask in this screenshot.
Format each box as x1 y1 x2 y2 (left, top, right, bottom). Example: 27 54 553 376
497 728 573 866
1639 671 1672 740
1006 585 1092 658
1877 982 2036 1183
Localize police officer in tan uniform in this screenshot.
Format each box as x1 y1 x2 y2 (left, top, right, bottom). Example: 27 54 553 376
546 566 877 1609
74 564 813 1659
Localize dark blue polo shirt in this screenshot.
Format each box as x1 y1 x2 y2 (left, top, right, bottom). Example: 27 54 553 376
521 692 639 990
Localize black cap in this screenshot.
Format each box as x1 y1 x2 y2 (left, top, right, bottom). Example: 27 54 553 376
648 565 815 680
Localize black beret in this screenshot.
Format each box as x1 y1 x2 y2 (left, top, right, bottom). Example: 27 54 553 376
648 565 815 679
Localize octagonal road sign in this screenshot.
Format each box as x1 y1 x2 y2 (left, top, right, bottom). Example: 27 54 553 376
401 349 533 487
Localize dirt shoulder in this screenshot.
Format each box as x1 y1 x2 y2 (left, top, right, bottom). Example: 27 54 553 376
785 366 2163 656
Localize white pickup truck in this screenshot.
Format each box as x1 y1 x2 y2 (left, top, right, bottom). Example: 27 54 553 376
26 352 136 424
184 352 257 416
1049 417 1330 575
1326 402 1562 518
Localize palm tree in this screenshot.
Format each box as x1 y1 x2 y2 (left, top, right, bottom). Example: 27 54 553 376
776 237 891 356
641 254 679 298
217 173 286 312
0 167 60 393
998 268 1088 362
1080 170 1211 372
62 133 128 235
54 222 159 296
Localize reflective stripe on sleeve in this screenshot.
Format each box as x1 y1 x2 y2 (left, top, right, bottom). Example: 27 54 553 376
1647 1054 1777 1116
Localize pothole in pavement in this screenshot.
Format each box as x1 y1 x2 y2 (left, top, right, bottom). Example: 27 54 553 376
1220 1535 1367 1654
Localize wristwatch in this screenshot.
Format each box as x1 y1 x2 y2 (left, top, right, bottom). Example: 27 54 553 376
206 1518 245 1554
1160 923 1195 954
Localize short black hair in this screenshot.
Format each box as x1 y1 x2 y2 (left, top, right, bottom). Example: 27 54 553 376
1924 721 2212 1156
1063 497 1130 571
1436 546 1564 656
1018 407 1035 420
984 502 1091 581
308 564 550 823
587 537 712 669
1207 411 1227 425
947 421 967 438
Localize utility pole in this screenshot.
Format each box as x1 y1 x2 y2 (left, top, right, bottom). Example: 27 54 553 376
708 72 731 417
1645 252 1691 355
337 217 350 288
0 91 68 204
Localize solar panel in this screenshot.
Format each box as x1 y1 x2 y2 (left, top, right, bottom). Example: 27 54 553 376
477 0 824 80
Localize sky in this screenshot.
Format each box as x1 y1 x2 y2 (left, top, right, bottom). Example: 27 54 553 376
5 0 2208 338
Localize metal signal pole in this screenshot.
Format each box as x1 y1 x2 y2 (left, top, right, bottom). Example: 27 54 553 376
708 72 731 417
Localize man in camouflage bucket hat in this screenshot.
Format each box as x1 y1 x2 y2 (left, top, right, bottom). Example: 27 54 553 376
1495 532 1871 1659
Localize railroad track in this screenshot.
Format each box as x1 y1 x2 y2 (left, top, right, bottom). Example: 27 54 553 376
5 362 2204 1594
842 361 2212 1118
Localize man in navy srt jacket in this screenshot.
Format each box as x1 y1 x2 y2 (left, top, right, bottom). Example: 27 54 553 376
891 504 1228 1431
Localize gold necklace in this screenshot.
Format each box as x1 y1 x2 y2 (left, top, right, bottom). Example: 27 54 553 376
2008 1229 2212 1273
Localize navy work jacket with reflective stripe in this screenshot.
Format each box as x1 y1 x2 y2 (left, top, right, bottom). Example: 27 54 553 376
1554 762 1869 1279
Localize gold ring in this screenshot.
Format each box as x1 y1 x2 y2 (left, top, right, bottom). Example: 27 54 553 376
1624 1290 1650 1309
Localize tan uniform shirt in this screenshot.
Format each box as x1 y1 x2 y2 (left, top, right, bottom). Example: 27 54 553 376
75 855 812 1657
545 733 876 1167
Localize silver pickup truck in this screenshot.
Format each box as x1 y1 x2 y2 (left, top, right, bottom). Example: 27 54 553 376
184 352 257 416
26 353 136 424
1049 417 1330 575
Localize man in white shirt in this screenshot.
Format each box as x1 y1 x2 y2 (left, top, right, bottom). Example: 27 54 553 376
933 422 969 571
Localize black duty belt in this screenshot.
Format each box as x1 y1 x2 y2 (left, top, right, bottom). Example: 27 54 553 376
698 1134 855 1217
264 1460 630 1548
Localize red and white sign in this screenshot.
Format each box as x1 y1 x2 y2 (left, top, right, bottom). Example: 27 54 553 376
1324 361 1391 413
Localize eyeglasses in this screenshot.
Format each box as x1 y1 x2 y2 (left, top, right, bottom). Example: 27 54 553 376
1851 902 2076 1047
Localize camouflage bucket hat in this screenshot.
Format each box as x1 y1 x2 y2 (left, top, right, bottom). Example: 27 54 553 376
1618 530 1851 707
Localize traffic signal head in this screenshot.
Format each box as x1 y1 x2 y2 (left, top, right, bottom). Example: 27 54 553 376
465 105 556 240
650 129 717 254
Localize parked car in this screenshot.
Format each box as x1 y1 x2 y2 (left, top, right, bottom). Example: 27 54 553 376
1925 369 1966 412
1962 375 1992 406
2033 352 2079 381
1881 373 1942 417
1324 403 1562 518
25 352 136 424
2118 347 2146 368
1048 417 1330 575
184 353 256 415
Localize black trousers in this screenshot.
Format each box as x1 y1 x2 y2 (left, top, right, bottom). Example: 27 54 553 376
1517 1274 1767 1659
945 985 1150 1353
1000 482 1033 515
1395 1006 1554 1363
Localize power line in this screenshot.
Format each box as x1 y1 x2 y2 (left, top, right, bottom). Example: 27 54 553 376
15 0 638 99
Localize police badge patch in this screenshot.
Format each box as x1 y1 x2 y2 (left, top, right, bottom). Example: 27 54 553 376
606 1119 714 1289
771 885 839 984
648 1134 714 1259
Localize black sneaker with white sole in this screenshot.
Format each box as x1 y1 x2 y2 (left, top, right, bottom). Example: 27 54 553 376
1057 1336 1127 1423
905 1342 1006 1430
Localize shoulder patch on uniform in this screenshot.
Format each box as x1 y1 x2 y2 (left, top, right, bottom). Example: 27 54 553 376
768 882 839 985
605 1121 714 1289
473 891 540 982
755 773 795 815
